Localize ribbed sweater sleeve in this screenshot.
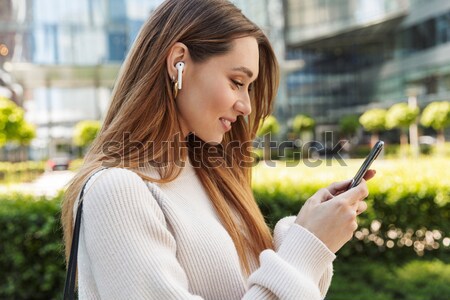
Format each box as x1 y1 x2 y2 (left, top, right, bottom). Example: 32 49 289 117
78 168 335 299
271 216 334 299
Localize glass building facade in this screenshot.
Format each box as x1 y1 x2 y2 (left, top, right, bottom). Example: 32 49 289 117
10 0 163 65
283 0 450 140
7 0 446 155
1 0 164 159
1 0 279 159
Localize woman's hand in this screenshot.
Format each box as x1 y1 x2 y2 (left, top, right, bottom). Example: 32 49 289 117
295 170 376 253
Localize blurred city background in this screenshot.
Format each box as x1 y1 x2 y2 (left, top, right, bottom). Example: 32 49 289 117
0 0 449 161
0 0 449 299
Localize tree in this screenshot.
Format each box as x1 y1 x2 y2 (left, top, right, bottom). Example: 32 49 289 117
16 122 36 146
291 114 315 138
256 115 280 161
359 108 387 146
339 115 360 139
13 122 37 161
0 97 25 147
0 97 36 147
0 97 36 161
386 103 419 152
420 101 450 146
73 120 101 155
291 114 315 150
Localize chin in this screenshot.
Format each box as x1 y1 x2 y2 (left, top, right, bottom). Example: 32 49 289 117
199 134 223 145
205 137 223 145
189 130 224 145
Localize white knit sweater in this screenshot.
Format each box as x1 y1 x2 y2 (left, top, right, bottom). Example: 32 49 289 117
74 159 335 299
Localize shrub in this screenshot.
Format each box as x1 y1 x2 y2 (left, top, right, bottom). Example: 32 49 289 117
327 258 394 300
253 158 450 262
0 158 448 299
73 120 101 148
0 161 45 184
387 260 450 300
327 259 450 300
0 193 65 299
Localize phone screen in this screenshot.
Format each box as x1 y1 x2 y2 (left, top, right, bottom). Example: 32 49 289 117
348 140 384 189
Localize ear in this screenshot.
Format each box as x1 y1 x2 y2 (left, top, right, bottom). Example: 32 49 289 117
166 42 190 80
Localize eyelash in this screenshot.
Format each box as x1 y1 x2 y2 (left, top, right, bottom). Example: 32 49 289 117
232 80 252 92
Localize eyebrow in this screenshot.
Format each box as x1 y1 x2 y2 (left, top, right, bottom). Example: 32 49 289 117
232 66 254 78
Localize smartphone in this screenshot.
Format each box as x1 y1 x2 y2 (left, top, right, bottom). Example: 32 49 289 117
348 140 384 189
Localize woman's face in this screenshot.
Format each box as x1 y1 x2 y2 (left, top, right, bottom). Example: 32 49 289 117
176 37 259 144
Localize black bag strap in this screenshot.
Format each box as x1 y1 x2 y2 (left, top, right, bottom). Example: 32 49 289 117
63 168 107 300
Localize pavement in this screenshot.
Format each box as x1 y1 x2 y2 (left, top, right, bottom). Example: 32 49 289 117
0 170 76 197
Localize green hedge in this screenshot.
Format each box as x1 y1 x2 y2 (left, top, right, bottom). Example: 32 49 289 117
252 157 449 298
253 158 450 263
0 157 448 299
327 259 450 300
0 193 65 300
0 192 448 299
253 142 450 160
0 161 45 184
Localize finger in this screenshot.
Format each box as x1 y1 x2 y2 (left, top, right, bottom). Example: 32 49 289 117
340 180 369 206
352 220 358 233
356 201 368 215
363 169 376 181
327 179 352 195
311 188 334 204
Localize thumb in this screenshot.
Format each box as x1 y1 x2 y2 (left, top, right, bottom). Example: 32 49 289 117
310 188 334 204
327 179 352 195
341 180 369 205
363 169 376 181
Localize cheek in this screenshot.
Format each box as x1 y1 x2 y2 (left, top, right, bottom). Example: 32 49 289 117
184 73 236 121
210 82 236 110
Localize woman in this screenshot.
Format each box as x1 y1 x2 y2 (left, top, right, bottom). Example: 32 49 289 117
62 0 374 299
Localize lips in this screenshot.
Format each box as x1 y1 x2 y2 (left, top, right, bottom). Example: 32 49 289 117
220 118 231 126
220 117 234 131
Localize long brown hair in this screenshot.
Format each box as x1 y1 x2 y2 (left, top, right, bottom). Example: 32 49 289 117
62 0 279 275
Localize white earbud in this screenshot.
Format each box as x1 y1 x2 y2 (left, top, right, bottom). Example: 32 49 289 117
176 62 185 89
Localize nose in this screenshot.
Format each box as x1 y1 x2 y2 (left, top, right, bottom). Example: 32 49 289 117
234 95 252 117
